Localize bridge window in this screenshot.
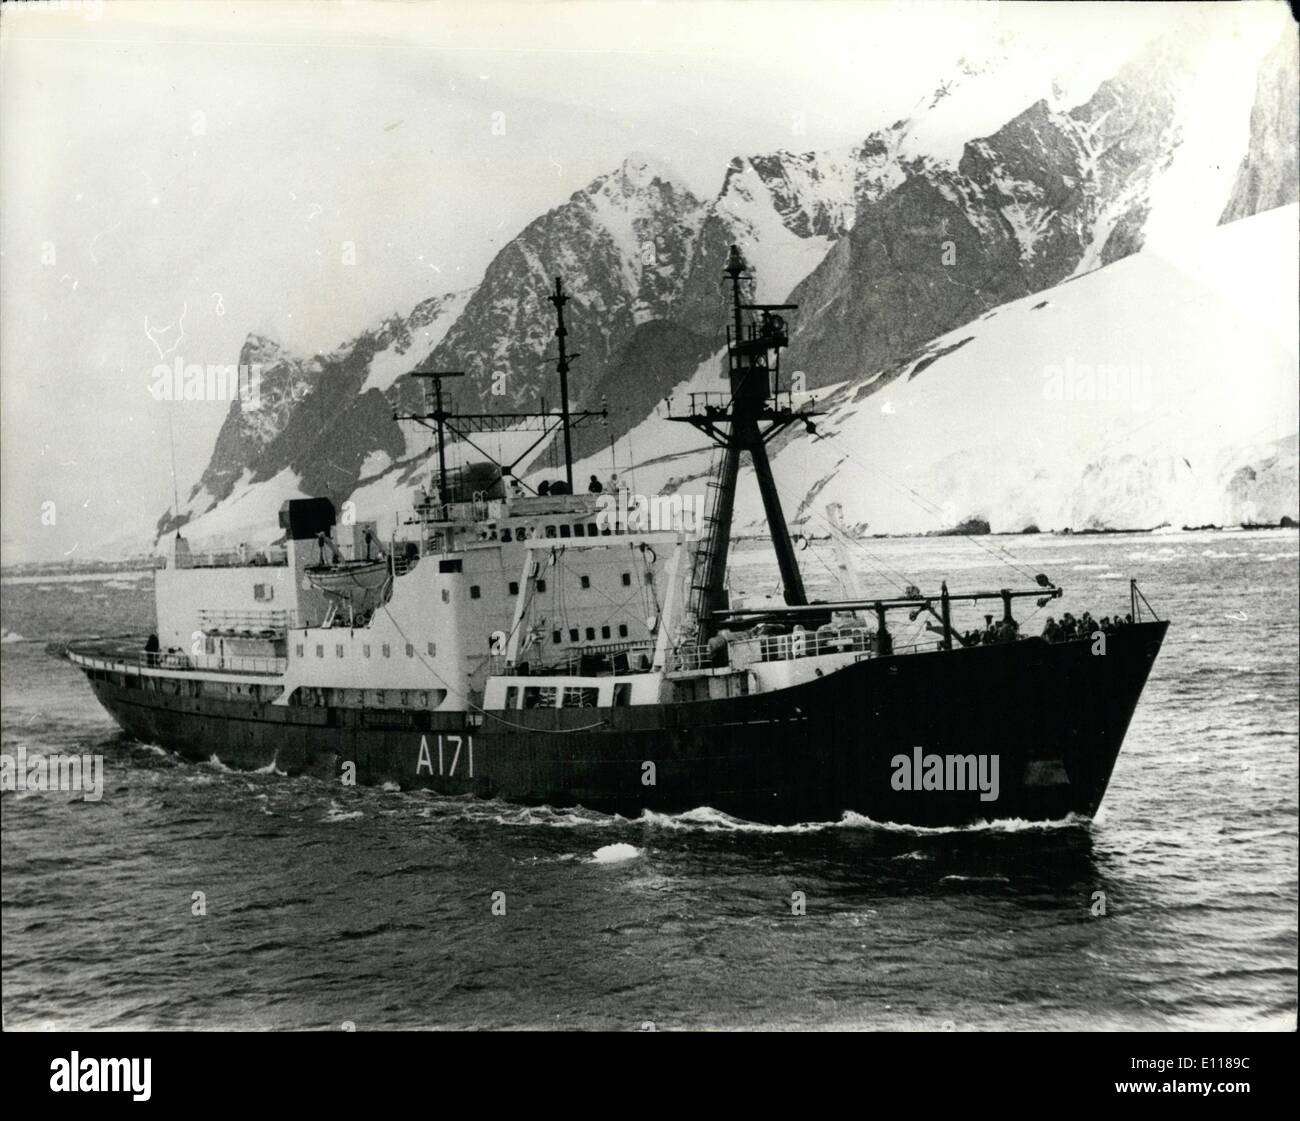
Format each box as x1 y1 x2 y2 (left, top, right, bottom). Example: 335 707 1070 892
574 524 585 537
406 643 414 657
335 644 344 658
509 581 519 595
585 627 595 641
559 524 571 539
552 630 562 644
580 575 590 588
618 624 628 638
382 644 391 658
439 559 463 573
315 644 324 658
588 523 599 536
563 686 598 708
601 626 611 640
569 628 579 642
536 579 547 593
501 529 512 542
622 572 631 585
545 525 557 539
523 686 557 709
400 691 409 706
427 642 436 656
470 585 481 599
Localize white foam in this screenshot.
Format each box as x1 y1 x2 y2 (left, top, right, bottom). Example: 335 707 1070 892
591 842 642 864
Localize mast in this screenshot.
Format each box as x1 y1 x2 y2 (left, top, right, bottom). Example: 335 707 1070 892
405 370 464 505
670 245 816 624
548 277 578 491
395 281 602 509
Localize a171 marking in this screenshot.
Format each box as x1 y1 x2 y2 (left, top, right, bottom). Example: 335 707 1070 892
416 734 474 778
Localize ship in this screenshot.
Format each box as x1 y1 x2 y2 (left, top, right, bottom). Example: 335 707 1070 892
64 247 1168 826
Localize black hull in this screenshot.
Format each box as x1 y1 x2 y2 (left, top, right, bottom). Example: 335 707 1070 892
76 623 1167 826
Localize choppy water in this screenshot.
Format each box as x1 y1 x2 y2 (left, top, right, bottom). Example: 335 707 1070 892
2 531 1296 1030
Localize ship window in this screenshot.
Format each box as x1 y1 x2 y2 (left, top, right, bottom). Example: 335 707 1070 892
601 524 612 536
501 529 512 542
573 523 585 537
601 625 611 640
335 644 344 658
441 589 450 603
622 572 631 586
569 628 579 643
536 579 547 593
559 524 571 538
295 644 304 658
400 691 409 706
363 645 371 658
504 686 519 709
375 690 386 704
618 624 628 638
427 642 436 656
585 627 595 641
470 585 481 599
406 643 414 657
562 686 598 708
523 686 557 709
586 523 597 536
254 583 273 602
439 559 463 573
580 575 590 589
382 644 391 658
613 683 632 707
509 581 519 595
552 629 562 644
315 644 324 658
418 692 428 707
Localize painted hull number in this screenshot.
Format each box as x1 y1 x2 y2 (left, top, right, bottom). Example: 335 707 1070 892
416 734 473 778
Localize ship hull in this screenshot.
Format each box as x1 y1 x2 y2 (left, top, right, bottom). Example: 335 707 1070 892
73 623 1167 826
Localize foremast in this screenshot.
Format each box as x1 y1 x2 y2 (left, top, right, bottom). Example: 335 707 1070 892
669 245 819 636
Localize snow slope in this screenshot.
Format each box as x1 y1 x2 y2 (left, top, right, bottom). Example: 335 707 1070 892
748 203 1298 535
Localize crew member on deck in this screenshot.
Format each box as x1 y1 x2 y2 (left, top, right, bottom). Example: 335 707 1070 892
588 475 603 493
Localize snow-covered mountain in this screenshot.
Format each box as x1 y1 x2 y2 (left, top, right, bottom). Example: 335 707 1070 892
589 204 1297 538
162 11 1297 551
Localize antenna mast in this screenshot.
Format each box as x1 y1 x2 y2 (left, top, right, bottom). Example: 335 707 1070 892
548 277 579 492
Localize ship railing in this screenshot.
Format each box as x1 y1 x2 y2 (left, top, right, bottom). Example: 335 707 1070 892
198 609 298 633
143 652 287 675
183 549 288 569
70 647 287 676
672 629 941 671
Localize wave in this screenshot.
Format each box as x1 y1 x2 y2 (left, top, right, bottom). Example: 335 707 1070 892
324 800 364 823
591 843 642 864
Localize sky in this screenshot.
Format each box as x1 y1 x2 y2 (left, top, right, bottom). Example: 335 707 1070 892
0 0 1193 563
